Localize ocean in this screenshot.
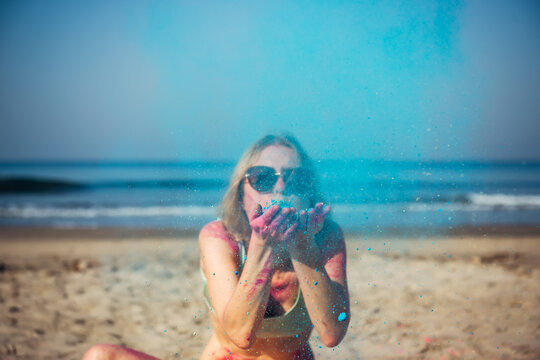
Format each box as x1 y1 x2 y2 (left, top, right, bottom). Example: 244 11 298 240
1 160 539 233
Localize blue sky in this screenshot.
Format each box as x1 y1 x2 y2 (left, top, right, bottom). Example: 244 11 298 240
1 0 539 161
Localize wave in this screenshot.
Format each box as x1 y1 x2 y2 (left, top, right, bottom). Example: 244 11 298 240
408 193 540 211
0 178 86 193
3 193 539 220
90 179 225 190
0 205 216 218
331 179 540 190
0 177 225 193
3 172 540 194
468 193 540 208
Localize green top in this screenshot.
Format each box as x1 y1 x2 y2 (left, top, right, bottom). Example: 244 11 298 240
200 239 313 338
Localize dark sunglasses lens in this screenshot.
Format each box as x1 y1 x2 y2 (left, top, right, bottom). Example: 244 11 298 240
247 167 277 192
286 168 311 194
281 169 294 183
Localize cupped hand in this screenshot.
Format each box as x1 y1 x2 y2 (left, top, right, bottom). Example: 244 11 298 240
248 204 299 245
294 202 331 244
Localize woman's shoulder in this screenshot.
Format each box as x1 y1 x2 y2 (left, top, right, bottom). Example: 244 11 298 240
199 219 241 254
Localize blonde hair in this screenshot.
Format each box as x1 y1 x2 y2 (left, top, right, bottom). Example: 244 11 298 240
217 132 330 242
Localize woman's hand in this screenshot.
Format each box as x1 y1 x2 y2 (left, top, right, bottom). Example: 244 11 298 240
291 202 331 248
248 204 299 246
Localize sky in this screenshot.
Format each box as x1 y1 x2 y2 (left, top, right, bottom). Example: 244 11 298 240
1 0 539 161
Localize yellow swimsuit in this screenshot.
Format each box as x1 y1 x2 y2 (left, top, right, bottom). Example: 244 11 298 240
200 239 313 338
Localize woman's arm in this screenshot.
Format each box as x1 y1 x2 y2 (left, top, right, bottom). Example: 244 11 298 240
287 211 350 348
199 205 297 349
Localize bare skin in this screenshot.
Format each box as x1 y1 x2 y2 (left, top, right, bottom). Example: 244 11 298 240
81 145 349 360
199 145 350 359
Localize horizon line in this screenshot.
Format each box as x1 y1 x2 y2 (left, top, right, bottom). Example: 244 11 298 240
0 157 539 165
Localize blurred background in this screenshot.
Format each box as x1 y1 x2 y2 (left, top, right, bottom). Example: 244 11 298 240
1 0 539 234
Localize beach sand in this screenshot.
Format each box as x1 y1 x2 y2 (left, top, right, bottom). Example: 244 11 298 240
0 227 539 359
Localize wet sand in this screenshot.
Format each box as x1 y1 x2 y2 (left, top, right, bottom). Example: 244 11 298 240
0 227 539 359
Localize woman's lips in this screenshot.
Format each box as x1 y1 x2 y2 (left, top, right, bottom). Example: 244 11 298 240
273 282 288 290
270 281 292 300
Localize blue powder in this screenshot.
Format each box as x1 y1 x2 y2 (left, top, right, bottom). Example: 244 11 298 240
338 312 347 322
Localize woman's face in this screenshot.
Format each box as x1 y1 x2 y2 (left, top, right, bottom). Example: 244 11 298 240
242 145 310 219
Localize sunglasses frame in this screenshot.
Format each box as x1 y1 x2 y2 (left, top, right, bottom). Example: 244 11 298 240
244 165 309 194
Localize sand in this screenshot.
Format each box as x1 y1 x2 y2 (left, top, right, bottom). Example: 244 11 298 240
0 227 539 360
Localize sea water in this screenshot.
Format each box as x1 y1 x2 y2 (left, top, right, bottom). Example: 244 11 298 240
0 160 539 233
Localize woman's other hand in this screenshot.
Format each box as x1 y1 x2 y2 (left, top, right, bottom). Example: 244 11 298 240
293 202 331 247
248 204 299 246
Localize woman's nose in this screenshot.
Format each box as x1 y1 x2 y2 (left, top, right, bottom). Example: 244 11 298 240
273 175 286 194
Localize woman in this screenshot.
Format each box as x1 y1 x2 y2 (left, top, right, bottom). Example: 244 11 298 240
82 133 349 360
199 133 349 359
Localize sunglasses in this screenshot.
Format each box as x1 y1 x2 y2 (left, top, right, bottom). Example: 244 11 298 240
245 166 311 194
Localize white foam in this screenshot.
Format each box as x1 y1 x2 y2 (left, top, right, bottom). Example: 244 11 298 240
469 193 540 208
2 193 539 220
408 193 540 212
0 205 216 218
